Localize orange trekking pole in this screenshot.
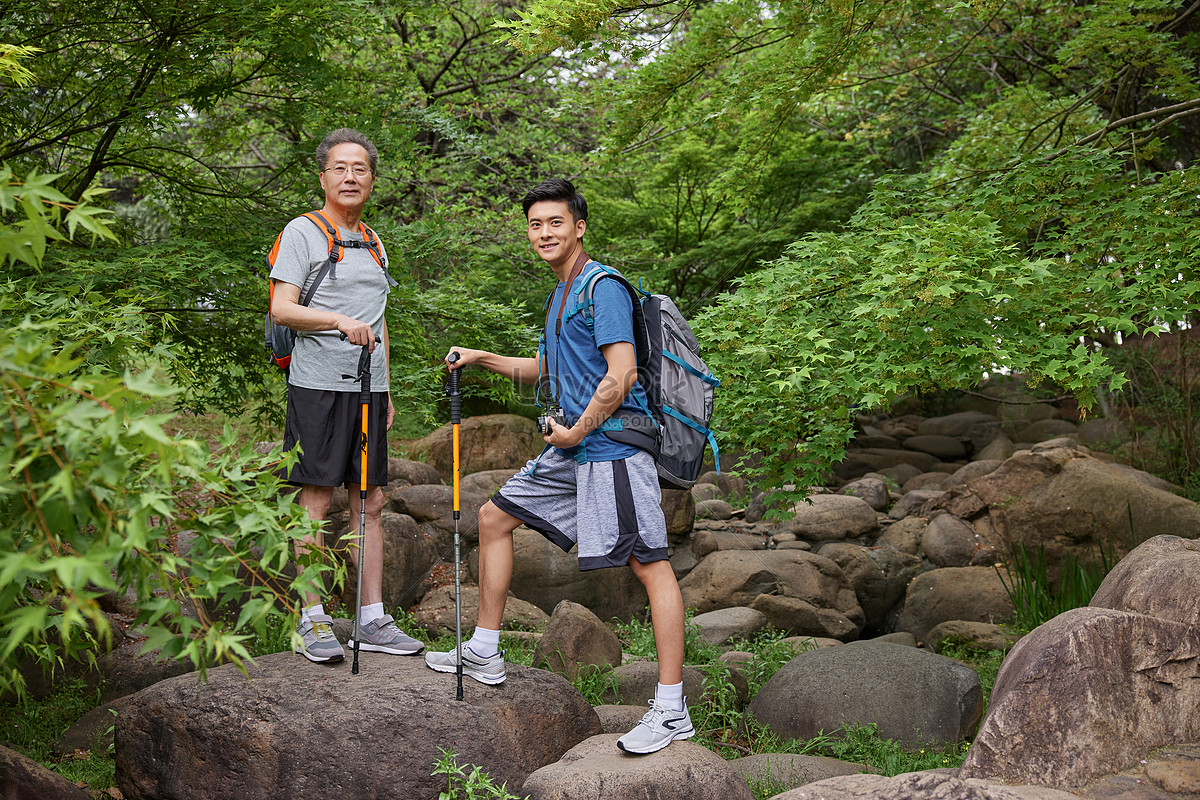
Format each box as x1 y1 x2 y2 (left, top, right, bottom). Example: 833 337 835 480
343 334 380 676
446 351 464 699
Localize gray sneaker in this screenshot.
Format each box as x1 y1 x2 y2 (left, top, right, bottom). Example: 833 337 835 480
424 644 506 685
616 698 695 754
348 614 423 655
296 613 345 663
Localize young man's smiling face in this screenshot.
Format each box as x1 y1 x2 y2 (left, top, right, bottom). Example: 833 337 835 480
527 199 586 276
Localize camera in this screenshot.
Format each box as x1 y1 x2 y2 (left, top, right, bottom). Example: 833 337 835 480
537 406 567 435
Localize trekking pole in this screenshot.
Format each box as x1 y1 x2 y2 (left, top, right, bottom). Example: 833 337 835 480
342 333 381 676
447 351 464 700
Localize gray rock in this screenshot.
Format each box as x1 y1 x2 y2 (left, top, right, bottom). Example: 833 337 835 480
669 545 699 580
816 544 922 634
945 459 1003 488
904 434 968 460
773 772 1080 799
917 411 1001 438
889 489 947 520
115 654 598 800
939 444 1200 582
880 462 924 486
521 735 754 800
839 477 890 511
870 631 918 647
695 498 734 520
1015 418 1078 442
894 567 1013 643
784 494 879 541
592 705 647 735
533 600 623 681
97 641 194 704
926 620 1018 653
335 512 437 612
53 699 126 756
901 472 951 493
1090 534 1200 628
0 743 91 800
413 585 548 634
692 529 766 557
747 640 983 747
662 488 696 539
921 513 979 567
835 448 936 480
692 483 722 502
875 518 925 554
690 607 770 646
680 550 863 640
597 661 711 707
732 752 874 794
851 434 901 449
405 413 542 481
387 458 443 486
459 468 517 496
491 527 649 621
974 436 1015 462
960 606 1200 790
386 484 488 540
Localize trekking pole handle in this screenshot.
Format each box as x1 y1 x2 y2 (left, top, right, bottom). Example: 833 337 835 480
447 352 461 425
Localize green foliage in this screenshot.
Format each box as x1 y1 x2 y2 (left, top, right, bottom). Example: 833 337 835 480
0 320 334 697
432 747 527 800
996 543 1118 633
0 166 116 267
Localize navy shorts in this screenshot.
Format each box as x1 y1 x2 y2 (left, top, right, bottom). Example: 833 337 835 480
283 385 389 488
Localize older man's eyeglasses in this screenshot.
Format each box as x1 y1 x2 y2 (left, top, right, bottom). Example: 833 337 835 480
323 165 372 178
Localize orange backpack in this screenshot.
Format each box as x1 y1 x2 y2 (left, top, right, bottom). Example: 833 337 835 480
264 210 395 371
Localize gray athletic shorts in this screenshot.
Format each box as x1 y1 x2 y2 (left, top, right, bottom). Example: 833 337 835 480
491 448 668 571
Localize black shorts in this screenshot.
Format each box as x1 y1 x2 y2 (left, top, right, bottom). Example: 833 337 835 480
283 386 389 488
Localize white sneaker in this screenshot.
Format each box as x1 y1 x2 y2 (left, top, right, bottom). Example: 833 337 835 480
616 698 695 754
424 644 506 685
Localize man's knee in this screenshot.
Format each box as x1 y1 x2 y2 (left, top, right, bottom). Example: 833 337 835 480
478 501 519 542
349 485 385 518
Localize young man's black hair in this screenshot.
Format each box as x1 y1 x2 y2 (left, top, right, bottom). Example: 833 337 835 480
521 177 588 222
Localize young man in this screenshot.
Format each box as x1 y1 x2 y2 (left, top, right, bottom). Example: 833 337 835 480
425 178 693 754
269 128 423 663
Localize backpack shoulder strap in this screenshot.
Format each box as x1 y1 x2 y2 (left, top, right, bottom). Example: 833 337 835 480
294 211 339 306
358 221 400 287
577 265 650 376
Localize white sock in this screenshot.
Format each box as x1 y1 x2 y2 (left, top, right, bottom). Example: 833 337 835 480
467 627 500 658
301 603 325 624
359 602 385 626
655 681 684 712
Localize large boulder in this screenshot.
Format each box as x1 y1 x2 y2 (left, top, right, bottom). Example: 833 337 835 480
386 485 488 541
917 411 1002 452
0 743 92 800
816 544 922 634
597 661 712 707
689 607 771 646
406 414 542 481
938 441 1200 584
662 488 696 539
521 735 754 800
387 458 443 486
333 512 437 612
921 513 982 567
894 567 1013 643
780 494 879 542
747 640 983 747
691 529 766 558
903 434 968 460
679 550 863 640
959 607 1200 790
482 528 650 622
730 752 874 794
532 600 623 681
773 772 1080 799
115 654 599 800
1090 534 1200 628
458 468 517 496
838 477 890 512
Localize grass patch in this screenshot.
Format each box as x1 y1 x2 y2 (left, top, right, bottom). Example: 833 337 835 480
996 542 1117 632
0 678 116 790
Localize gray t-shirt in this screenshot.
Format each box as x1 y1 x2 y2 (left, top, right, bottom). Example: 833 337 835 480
269 216 392 392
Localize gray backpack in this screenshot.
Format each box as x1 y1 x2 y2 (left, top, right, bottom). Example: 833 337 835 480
572 263 721 489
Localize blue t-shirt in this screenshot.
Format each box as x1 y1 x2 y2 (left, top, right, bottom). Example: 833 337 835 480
543 268 651 463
